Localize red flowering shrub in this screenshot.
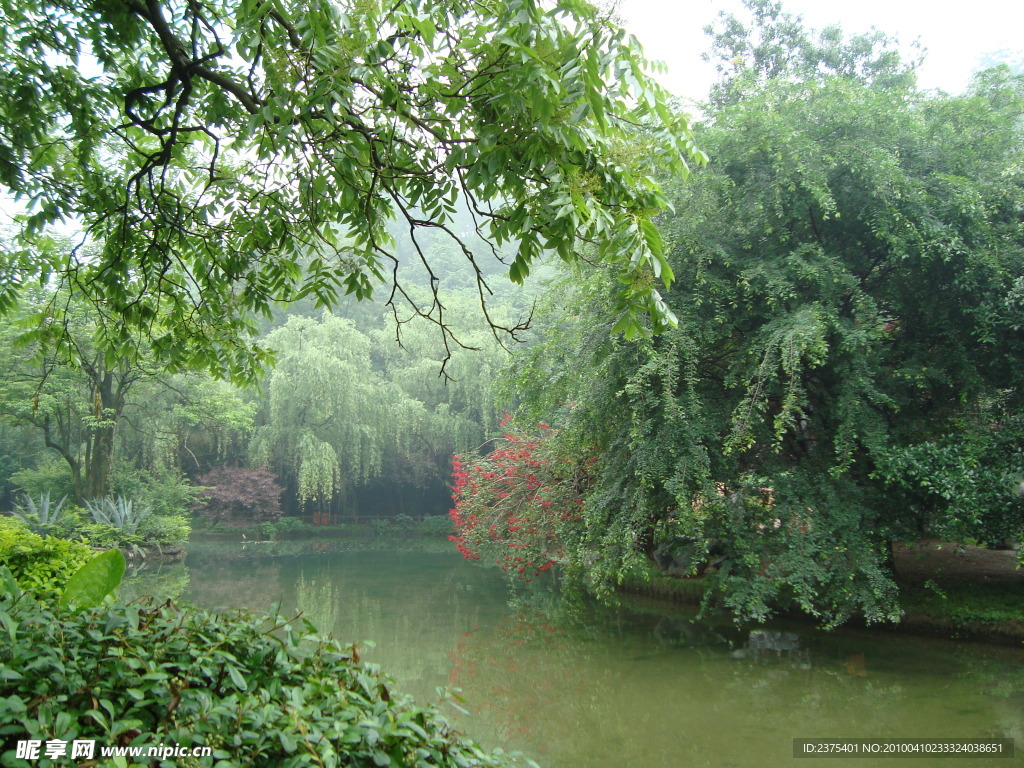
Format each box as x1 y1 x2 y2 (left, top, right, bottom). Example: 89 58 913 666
195 467 284 525
449 419 585 579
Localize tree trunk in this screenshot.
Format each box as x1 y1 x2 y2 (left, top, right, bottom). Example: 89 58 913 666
83 369 122 500
43 414 84 502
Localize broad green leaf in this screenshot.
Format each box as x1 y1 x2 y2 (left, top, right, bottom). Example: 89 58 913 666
59 548 126 612
0 566 21 598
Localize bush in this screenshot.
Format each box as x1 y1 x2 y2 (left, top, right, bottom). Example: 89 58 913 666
8 457 75 501
273 515 311 534
450 422 583 579
137 513 191 548
256 515 311 540
875 410 1024 546
0 517 94 599
75 521 147 552
0 594 518 768
77 516 191 552
109 465 201 519
196 466 284 526
419 515 455 537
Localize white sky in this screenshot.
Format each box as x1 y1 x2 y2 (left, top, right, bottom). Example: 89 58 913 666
617 0 1024 100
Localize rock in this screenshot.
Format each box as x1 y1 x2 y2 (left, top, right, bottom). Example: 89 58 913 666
653 537 727 577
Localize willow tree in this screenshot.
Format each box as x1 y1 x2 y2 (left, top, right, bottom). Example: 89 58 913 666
249 315 402 512
251 306 509 517
0 0 704 379
368 293 510 505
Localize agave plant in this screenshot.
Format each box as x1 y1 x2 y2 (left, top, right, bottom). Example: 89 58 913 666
12 492 69 535
84 496 152 535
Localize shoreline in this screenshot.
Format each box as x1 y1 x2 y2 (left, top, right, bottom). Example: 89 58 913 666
619 553 1024 647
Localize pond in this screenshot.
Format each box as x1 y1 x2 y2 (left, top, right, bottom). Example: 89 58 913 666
127 538 1024 768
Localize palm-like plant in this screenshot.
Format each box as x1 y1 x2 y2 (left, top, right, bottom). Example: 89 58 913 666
12 492 69 535
84 496 152 534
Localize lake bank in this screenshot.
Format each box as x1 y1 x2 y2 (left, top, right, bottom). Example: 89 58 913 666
621 541 1024 645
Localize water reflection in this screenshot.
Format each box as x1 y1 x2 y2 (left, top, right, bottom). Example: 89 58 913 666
128 538 1024 768
120 560 190 603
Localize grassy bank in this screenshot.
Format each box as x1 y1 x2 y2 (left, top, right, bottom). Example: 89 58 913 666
618 568 1024 645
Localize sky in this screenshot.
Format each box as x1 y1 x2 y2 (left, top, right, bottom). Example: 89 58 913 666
617 0 1024 100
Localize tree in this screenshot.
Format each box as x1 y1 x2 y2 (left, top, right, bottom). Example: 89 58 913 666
703 0 918 107
497 10 1024 625
0 0 704 379
0 290 158 501
0 287 255 502
250 306 507 518
117 372 255 476
249 313 402 511
195 466 284 526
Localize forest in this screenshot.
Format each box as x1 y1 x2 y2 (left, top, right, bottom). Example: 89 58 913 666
1 0 1022 764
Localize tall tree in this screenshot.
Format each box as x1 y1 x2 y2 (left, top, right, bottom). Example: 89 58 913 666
0 290 158 500
0 0 704 379
250 306 507 518
249 314 395 511
499 10 1024 625
0 288 254 501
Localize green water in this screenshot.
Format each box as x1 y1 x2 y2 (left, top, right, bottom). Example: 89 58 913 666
128 538 1024 768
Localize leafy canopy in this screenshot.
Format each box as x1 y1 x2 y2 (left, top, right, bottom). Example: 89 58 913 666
499 6 1024 625
0 0 704 380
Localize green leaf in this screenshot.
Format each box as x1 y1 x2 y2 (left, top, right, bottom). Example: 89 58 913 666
0 566 21 599
227 664 248 691
59 548 126 612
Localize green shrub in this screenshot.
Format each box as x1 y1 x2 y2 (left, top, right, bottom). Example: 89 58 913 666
137 513 191 548
257 519 277 540
109 464 202 519
75 521 148 552
8 457 75 501
418 515 455 537
0 517 94 599
255 516 311 540
50 503 88 538
273 516 311 534
0 594 518 768
394 514 417 531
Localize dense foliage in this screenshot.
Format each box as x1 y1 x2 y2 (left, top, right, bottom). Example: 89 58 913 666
487 3 1024 625
0 590 519 768
0 0 703 381
0 517 94 600
195 467 284 526
250 306 509 518
450 421 585 579
0 289 253 508
0 286 511 524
